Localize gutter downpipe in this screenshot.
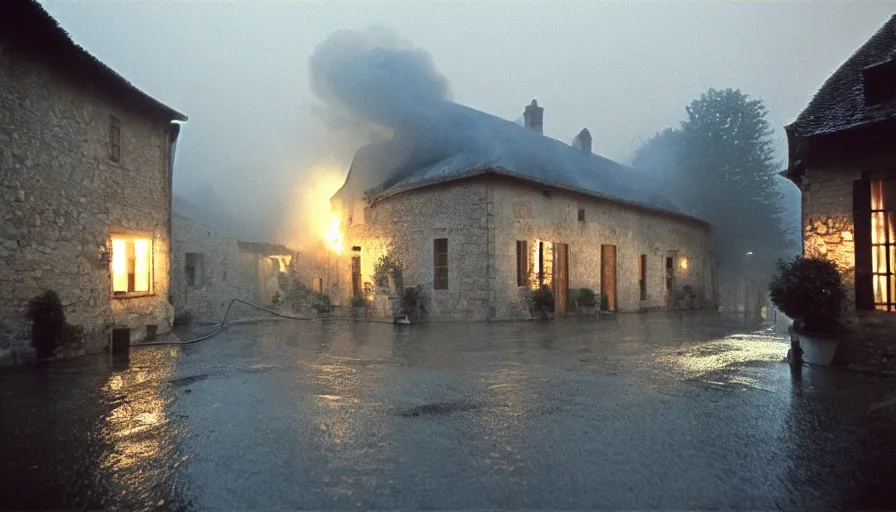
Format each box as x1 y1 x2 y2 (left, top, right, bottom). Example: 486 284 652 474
167 122 182 308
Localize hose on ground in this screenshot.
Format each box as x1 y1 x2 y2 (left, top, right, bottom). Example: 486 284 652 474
134 298 314 346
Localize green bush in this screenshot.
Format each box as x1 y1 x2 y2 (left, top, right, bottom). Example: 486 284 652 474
311 293 332 313
25 291 65 359
532 285 555 313
271 291 281 307
372 254 401 288
769 256 845 333
351 296 368 307
577 288 597 308
402 286 420 315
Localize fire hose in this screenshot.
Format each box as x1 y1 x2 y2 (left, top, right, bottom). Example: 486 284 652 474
134 298 315 346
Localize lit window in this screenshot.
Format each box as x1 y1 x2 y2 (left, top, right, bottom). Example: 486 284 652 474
871 180 896 310
112 235 152 295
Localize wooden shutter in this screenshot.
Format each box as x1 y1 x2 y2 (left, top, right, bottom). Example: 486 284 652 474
516 241 528 286
853 178 873 310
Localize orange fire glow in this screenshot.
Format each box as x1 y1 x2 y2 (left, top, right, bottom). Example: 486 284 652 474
283 165 345 254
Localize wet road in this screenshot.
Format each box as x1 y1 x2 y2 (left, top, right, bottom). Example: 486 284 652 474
2 312 896 510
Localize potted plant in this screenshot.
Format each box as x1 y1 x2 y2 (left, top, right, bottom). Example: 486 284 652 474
350 296 367 319
768 256 845 365
311 293 332 316
576 287 598 316
532 285 555 319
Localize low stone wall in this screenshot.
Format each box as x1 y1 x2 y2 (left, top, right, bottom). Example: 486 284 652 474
837 314 896 374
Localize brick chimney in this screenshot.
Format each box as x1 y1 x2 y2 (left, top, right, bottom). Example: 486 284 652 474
572 128 592 155
523 99 543 134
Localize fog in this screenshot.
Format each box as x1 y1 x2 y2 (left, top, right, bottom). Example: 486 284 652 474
39 0 896 244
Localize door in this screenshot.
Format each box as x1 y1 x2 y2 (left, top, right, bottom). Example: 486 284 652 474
351 254 362 297
600 244 617 311
553 243 569 314
665 253 676 306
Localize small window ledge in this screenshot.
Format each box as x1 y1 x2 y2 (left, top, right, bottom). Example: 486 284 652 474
113 292 155 300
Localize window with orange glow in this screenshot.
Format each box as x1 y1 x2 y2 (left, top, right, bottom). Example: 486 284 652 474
871 180 896 311
111 235 152 295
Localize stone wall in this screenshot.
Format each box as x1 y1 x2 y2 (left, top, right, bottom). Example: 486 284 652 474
171 214 265 324
801 167 859 301
336 177 714 321
340 180 490 320
800 166 896 373
490 178 714 317
0 48 176 362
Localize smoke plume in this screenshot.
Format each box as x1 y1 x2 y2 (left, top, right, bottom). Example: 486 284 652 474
310 27 452 127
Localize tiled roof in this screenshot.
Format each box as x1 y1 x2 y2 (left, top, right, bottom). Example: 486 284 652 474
787 15 896 138
337 100 707 225
237 241 294 257
0 0 187 122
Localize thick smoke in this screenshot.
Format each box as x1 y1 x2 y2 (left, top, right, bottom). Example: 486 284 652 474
310 28 452 127
308 29 676 214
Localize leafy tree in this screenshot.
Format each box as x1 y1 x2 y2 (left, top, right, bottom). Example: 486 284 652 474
633 88 790 273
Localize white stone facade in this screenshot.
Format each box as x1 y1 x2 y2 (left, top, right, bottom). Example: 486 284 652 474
170 213 299 324
338 177 715 320
0 48 180 362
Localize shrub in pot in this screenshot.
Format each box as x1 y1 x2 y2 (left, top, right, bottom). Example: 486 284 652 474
768 256 845 365
402 286 421 319
532 285 555 318
577 288 597 309
311 293 332 314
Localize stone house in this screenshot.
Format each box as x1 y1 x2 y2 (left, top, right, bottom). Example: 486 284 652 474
0 1 186 362
333 100 716 320
170 210 298 324
784 15 896 369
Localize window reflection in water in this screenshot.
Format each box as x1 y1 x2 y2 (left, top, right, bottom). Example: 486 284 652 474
99 348 181 501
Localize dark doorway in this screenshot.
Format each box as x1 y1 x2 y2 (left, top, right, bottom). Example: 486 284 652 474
600 244 617 311
351 249 362 298
665 253 675 306
553 243 569 314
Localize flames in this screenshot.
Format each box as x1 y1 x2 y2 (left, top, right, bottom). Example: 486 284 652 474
282 164 345 254
324 215 343 254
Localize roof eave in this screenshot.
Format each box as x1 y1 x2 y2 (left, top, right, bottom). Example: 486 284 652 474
365 166 712 228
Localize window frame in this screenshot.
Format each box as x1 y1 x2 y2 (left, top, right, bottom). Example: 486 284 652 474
871 179 896 311
433 238 449 290
185 252 203 287
110 115 121 163
110 231 154 299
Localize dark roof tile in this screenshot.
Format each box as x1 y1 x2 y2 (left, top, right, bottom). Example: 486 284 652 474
788 14 896 138
1 0 187 122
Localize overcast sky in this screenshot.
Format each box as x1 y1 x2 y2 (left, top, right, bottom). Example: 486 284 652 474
39 0 896 229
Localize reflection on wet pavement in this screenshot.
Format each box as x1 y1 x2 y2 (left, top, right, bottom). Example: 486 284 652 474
1 311 895 510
